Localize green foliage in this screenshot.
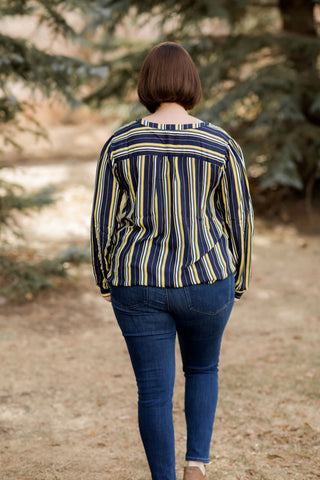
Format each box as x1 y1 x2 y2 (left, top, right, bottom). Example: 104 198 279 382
0 0 107 244
0 0 108 146
2 0 319 196
0 1 99 300
84 0 320 198
0 177 58 301
0 33 103 103
0 178 56 234
0 246 91 301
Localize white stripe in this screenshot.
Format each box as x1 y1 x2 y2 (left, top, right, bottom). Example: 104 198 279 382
188 157 197 262
172 158 182 286
156 158 170 286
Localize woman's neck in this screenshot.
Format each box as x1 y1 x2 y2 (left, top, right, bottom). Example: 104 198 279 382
142 103 202 124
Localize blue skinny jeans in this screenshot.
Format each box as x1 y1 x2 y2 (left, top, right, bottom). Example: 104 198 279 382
110 275 235 480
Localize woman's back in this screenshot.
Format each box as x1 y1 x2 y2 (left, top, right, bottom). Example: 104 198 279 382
92 118 253 296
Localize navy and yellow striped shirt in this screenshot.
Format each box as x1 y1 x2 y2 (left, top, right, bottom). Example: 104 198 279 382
91 118 253 298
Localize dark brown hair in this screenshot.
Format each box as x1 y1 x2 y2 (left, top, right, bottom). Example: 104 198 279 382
137 42 202 113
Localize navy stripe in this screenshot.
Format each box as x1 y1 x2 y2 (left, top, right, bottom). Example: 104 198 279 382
91 119 253 296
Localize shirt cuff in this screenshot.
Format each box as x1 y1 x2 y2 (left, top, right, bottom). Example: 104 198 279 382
235 291 244 299
100 286 110 297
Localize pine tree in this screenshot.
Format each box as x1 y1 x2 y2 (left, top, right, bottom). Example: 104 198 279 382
0 0 107 298
83 0 320 203
0 0 108 233
0 0 108 148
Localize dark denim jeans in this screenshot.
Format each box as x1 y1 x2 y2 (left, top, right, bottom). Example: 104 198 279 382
110 276 235 480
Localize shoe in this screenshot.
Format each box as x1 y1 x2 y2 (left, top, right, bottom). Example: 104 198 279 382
183 466 207 480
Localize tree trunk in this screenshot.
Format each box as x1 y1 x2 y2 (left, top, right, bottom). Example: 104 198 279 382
279 0 316 36
279 0 318 209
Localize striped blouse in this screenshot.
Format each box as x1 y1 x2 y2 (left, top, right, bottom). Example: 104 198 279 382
91 118 253 298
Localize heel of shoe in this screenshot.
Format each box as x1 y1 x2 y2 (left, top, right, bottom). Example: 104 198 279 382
183 466 207 480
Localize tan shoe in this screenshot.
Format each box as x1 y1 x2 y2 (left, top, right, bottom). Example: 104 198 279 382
183 466 207 480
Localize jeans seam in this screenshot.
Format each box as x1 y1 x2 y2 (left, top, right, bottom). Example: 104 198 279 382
122 330 176 337
189 297 233 316
112 301 147 309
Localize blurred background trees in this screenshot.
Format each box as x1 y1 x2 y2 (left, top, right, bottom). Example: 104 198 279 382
1 0 320 204
0 0 107 232
0 0 319 298
0 0 106 297
84 0 320 208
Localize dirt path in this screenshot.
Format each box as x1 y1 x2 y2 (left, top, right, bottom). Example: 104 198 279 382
0 150 319 480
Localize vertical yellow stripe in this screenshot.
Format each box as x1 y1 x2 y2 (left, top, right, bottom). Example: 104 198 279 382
93 151 120 283
229 149 243 223
161 158 171 284
215 241 228 276
143 158 158 280
113 159 135 285
127 155 145 282
202 163 213 247
236 234 245 290
191 160 200 258
220 166 238 254
93 148 108 223
139 155 145 220
157 157 171 285
173 156 185 286
190 159 200 283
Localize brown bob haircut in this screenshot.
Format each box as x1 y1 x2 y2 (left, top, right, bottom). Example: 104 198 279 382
137 42 202 113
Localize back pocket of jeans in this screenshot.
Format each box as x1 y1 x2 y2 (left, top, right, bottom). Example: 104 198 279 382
185 277 234 315
110 285 148 310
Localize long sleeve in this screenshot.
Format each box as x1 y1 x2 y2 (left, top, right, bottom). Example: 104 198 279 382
91 140 122 296
219 138 254 298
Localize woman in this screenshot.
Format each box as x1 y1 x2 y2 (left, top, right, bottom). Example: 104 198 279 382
91 42 253 480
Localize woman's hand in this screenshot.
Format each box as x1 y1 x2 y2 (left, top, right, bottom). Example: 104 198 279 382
104 296 112 303
234 298 240 303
